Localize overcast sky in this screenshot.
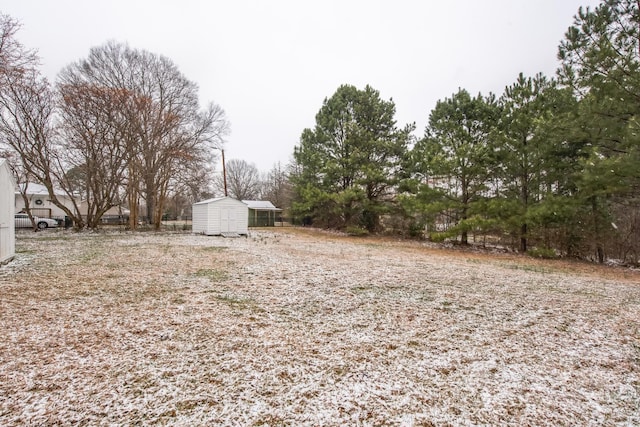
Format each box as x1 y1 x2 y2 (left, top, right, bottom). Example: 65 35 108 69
4 0 602 172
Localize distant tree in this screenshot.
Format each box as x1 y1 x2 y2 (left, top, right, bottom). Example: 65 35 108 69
0 14 87 229
58 42 229 230
293 84 412 231
218 159 260 200
259 161 292 209
0 14 37 84
172 154 216 202
56 83 133 228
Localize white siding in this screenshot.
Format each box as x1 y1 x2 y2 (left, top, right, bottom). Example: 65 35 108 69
192 197 248 236
205 200 221 235
235 203 248 233
191 203 209 234
14 183 75 218
0 160 16 264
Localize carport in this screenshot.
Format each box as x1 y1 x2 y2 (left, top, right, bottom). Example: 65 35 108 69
242 200 282 227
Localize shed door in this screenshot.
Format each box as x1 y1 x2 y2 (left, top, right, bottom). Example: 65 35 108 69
220 208 236 232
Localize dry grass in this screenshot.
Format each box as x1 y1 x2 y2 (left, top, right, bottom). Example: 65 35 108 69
1 228 639 426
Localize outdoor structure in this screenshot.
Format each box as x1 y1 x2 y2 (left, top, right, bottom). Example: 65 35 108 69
0 159 16 264
15 183 74 220
192 197 248 236
242 200 282 227
15 183 129 225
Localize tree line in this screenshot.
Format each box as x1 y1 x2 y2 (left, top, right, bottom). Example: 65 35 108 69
0 18 229 230
2 1 638 263
0 13 293 230
291 0 640 264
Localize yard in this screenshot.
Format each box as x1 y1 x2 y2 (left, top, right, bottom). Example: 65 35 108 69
0 228 639 426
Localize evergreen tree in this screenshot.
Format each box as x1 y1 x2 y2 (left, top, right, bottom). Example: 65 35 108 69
558 0 640 262
496 73 575 252
292 84 412 231
410 89 499 244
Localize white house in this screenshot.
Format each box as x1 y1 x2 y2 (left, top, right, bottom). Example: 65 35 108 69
192 197 248 236
15 183 74 219
0 159 16 264
15 183 128 223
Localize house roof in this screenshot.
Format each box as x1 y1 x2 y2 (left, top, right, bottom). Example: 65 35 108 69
16 182 68 197
242 200 282 211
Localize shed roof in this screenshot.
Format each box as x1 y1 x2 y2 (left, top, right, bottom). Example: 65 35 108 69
194 196 248 206
242 200 281 211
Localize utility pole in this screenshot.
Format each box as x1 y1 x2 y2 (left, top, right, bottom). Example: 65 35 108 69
221 149 228 197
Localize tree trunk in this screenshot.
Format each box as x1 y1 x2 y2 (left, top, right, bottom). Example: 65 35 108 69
520 223 528 252
461 183 469 245
592 197 605 263
145 177 155 226
520 134 529 253
597 244 605 264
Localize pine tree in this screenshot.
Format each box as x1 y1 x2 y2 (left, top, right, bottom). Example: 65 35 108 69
410 89 498 244
496 73 576 252
292 84 412 231
558 0 640 262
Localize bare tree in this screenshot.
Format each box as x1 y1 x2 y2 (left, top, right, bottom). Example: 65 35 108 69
259 161 292 209
57 42 229 229
0 16 88 229
0 14 37 84
1 19 230 231
56 82 133 228
0 15 40 230
0 67 87 226
217 159 260 200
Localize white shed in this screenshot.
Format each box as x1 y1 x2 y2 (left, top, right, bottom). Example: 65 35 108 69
0 159 16 264
192 197 248 236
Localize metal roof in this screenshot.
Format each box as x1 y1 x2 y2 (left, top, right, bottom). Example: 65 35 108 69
16 182 68 197
242 200 281 211
194 196 247 205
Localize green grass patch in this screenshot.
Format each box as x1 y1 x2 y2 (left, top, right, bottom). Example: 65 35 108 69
200 246 228 252
345 226 369 236
194 268 228 282
528 247 558 259
80 248 105 263
214 294 262 311
30 234 72 241
15 248 37 254
500 263 553 274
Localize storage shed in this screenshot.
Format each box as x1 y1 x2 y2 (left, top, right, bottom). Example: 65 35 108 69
192 197 248 236
0 159 16 264
242 200 282 227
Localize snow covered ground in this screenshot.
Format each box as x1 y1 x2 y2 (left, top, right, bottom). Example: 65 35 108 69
1 228 638 426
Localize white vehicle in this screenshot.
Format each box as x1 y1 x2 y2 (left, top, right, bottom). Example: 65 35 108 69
14 213 59 229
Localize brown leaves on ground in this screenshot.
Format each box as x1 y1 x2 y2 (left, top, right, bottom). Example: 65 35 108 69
0 228 639 426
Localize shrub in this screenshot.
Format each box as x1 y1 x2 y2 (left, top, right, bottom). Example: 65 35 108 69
345 226 369 236
528 247 558 259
